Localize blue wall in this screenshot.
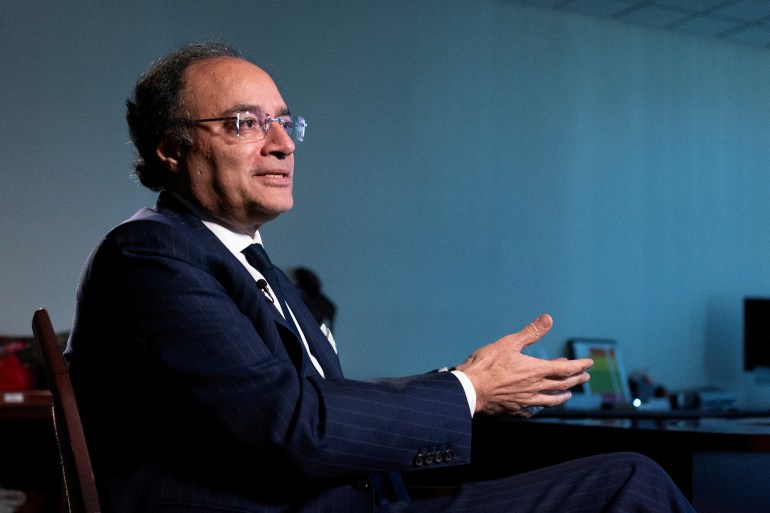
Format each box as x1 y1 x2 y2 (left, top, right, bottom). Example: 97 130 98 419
3 0 770 407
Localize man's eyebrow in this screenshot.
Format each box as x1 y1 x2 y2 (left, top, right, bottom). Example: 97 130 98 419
226 104 292 117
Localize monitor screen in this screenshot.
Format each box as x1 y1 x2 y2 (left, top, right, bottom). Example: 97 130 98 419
744 297 770 371
569 338 632 405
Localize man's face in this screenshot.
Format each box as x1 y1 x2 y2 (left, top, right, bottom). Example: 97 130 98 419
169 57 295 234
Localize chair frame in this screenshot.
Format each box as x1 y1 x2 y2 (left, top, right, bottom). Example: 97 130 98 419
32 308 101 513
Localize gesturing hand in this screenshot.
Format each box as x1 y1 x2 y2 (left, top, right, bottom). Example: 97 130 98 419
454 314 593 416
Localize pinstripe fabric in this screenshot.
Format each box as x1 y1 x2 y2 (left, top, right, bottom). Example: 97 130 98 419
383 452 696 513
67 192 694 513
66 192 472 513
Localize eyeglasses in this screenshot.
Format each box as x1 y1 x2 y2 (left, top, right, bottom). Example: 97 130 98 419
188 111 306 143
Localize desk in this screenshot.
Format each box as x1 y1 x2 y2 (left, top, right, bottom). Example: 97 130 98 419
470 412 770 513
0 390 53 420
0 390 60 513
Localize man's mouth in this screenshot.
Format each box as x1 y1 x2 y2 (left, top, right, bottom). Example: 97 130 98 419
256 170 290 178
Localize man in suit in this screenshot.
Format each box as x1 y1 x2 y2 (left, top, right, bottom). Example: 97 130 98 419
66 41 696 513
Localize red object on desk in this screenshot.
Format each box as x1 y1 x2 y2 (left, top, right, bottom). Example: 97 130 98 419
0 352 36 391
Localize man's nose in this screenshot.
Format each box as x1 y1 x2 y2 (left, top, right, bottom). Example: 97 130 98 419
262 122 295 156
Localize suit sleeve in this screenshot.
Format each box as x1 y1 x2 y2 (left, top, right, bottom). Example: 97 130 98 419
68 217 473 481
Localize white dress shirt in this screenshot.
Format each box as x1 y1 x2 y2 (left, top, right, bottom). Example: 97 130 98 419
168 193 327 377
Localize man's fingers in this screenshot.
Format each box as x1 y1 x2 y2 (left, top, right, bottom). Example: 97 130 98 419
545 358 594 378
550 367 592 388
531 390 574 408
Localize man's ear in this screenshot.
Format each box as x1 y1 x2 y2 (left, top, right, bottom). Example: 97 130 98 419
156 136 183 172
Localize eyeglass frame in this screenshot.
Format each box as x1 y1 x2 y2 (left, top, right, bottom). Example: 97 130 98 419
185 111 306 143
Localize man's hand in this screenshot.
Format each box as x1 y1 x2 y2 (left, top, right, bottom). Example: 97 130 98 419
454 314 592 416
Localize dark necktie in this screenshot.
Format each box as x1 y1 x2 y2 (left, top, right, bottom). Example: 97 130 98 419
242 243 301 341
243 243 327 373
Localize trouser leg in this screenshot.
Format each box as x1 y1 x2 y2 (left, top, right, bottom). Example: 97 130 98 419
386 452 695 513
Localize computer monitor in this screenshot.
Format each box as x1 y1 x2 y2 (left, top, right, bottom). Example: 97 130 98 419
744 297 770 371
568 338 632 406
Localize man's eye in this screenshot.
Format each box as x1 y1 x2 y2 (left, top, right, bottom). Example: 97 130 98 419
240 116 260 129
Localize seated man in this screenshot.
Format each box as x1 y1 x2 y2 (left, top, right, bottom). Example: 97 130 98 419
66 41 696 513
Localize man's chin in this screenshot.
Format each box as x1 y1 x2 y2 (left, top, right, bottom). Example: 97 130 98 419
257 203 293 222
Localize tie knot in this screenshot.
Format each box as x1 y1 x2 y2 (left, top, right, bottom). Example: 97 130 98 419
243 243 273 273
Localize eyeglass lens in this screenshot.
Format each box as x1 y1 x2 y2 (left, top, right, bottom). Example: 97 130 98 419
237 112 306 143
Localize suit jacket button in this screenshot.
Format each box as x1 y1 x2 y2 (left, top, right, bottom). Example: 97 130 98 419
424 452 435 465
444 449 454 462
352 478 370 491
414 453 426 467
435 450 444 463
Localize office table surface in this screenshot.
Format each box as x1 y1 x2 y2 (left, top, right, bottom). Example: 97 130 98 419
0 389 52 421
531 410 770 439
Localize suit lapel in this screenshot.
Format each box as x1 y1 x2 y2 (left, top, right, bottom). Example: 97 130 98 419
279 272 344 379
154 191 344 379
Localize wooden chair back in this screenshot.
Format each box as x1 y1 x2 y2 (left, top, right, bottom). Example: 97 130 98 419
32 308 101 513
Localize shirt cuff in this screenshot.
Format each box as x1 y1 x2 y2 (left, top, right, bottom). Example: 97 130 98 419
450 369 476 417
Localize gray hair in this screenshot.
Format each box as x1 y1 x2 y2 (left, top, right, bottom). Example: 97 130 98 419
126 41 242 191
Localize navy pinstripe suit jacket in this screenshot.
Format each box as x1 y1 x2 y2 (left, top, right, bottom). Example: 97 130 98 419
66 192 473 513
